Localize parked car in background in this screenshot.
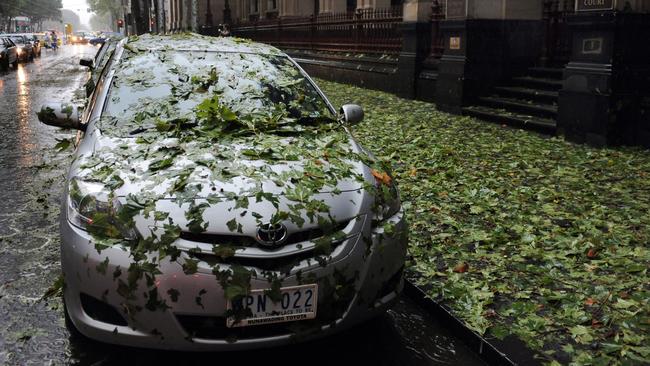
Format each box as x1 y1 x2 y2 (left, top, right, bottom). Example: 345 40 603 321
70 31 91 45
9 35 33 62
37 34 407 351
0 37 19 71
89 31 123 46
17 33 42 58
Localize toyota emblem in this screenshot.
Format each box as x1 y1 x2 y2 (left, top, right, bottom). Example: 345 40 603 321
256 222 288 248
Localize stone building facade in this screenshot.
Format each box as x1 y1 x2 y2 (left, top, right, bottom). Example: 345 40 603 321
226 0 400 22
126 0 650 147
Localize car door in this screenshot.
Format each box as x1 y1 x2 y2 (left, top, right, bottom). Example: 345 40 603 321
5 39 17 63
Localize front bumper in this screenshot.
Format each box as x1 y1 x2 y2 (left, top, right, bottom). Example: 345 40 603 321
61 211 408 351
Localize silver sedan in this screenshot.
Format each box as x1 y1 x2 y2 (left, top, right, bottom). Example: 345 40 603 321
39 33 407 351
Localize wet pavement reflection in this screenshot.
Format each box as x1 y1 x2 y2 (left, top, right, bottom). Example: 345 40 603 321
0 44 484 366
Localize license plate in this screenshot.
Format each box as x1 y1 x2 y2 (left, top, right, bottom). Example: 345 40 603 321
226 284 318 328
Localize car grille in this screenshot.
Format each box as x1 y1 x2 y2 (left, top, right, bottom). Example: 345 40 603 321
180 220 353 272
179 232 257 247
188 239 348 272
179 221 350 247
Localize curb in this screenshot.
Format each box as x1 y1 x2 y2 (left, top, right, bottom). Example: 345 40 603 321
404 279 519 366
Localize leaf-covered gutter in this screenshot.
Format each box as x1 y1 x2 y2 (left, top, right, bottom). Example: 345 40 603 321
319 78 650 366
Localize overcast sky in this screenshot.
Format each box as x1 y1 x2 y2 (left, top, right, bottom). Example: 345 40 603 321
62 0 92 27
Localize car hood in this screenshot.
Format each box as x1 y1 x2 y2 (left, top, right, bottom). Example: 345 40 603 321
72 125 371 201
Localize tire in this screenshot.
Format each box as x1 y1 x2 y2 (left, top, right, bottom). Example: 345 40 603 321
1 57 8 72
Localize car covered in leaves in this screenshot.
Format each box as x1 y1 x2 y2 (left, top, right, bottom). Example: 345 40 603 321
38 33 407 350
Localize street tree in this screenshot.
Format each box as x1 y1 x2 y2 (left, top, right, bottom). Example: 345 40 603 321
87 0 121 20
0 0 62 32
89 12 112 31
61 9 82 31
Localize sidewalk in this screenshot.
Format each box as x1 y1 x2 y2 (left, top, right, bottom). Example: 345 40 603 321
318 79 650 365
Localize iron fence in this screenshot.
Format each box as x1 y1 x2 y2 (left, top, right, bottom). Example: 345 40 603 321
231 6 404 54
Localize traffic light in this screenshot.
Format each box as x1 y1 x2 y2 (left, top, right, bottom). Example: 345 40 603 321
117 19 124 28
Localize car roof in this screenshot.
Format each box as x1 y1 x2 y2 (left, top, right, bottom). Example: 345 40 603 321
124 33 285 56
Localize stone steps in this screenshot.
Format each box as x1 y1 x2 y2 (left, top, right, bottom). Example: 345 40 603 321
463 105 557 133
493 86 559 104
511 76 564 91
463 67 563 134
478 96 558 119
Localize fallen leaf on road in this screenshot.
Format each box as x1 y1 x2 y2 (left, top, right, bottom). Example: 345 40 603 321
453 262 469 273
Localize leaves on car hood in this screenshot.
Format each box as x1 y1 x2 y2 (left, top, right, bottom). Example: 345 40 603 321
77 129 366 200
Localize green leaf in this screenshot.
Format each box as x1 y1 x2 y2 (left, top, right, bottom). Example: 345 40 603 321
54 138 72 152
226 218 238 232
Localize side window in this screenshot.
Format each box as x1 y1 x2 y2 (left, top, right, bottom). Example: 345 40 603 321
94 43 107 64
82 50 116 124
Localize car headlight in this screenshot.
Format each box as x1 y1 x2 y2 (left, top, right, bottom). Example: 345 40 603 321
68 178 139 241
371 169 401 223
16 48 22 55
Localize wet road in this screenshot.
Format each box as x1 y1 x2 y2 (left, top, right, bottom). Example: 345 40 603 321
0 45 484 366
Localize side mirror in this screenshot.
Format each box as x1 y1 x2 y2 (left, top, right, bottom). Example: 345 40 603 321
37 103 85 131
340 104 364 125
79 57 94 68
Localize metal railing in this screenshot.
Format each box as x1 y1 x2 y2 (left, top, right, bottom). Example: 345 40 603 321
231 6 404 54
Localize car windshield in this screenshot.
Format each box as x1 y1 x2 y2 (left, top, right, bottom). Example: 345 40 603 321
101 48 336 137
10 36 25 44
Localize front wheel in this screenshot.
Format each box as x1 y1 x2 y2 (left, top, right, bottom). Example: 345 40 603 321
0 57 8 71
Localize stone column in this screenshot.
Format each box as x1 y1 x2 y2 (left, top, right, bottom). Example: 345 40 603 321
395 0 433 99
558 2 650 147
435 0 543 113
